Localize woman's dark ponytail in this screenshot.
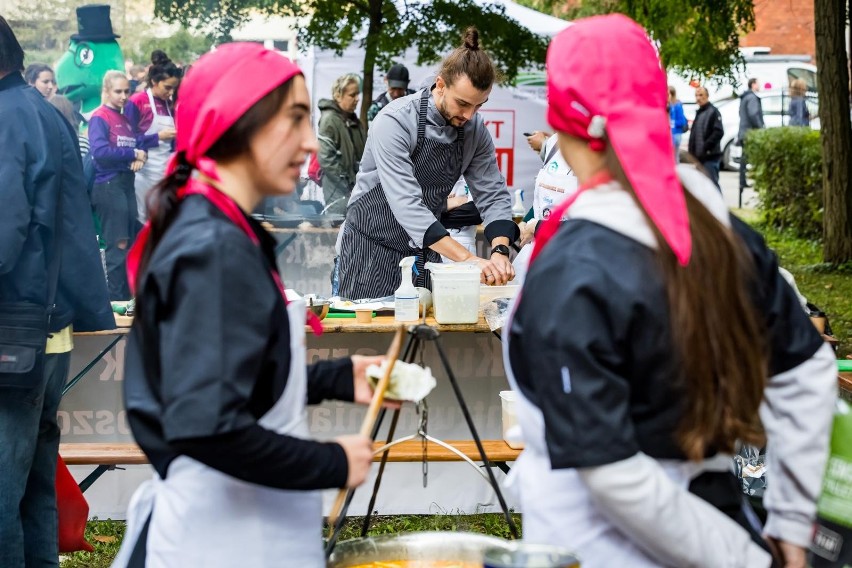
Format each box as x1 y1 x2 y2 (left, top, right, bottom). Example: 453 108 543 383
133 152 191 295
146 49 183 86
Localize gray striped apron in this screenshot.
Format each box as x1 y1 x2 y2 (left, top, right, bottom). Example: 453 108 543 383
338 89 464 299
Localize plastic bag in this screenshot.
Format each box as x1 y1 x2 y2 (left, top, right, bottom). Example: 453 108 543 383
734 444 767 498
366 360 436 403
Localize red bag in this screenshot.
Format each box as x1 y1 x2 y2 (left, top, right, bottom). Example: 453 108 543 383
56 456 94 553
308 152 323 185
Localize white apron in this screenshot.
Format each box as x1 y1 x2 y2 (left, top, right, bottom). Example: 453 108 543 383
113 297 324 567
134 90 175 222
513 143 578 283
532 152 577 222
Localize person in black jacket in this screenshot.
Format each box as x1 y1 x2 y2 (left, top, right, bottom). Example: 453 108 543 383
687 86 724 189
0 16 113 568
738 78 764 191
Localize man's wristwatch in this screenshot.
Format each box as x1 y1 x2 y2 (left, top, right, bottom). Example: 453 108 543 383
491 244 511 257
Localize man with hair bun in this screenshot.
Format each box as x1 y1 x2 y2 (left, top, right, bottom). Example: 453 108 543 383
338 27 518 300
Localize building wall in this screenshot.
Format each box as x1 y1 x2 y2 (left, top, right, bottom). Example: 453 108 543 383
740 0 816 60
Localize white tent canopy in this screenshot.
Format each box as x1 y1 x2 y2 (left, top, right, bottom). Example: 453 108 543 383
484 0 570 36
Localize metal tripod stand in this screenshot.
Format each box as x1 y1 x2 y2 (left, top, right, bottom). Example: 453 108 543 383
325 324 519 557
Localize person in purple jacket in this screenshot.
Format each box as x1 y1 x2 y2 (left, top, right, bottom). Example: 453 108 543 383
89 70 155 300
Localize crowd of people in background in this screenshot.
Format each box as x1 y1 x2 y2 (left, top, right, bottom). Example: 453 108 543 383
12 40 797 307
18 49 184 302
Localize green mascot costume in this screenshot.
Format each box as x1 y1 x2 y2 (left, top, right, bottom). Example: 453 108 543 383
56 4 124 117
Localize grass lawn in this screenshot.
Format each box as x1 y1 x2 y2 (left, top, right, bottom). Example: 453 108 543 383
59 222 851 567
60 513 522 567
745 218 852 358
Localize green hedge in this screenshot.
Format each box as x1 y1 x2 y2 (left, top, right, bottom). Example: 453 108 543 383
747 127 823 240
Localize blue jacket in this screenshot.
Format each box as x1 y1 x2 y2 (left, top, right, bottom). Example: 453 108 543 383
669 101 688 134
0 72 114 332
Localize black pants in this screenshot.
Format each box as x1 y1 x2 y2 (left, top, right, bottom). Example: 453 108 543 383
739 144 750 189
92 172 141 301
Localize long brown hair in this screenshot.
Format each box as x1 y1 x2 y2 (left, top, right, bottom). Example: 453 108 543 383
133 80 294 301
438 27 497 91
604 146 768 460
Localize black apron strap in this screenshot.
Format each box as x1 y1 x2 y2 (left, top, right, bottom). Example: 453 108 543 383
543 141 559 166
126 511 152 568
688 471 771 554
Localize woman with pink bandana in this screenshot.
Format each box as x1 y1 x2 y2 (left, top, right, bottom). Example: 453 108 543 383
503 15 836 568
112 44 388 567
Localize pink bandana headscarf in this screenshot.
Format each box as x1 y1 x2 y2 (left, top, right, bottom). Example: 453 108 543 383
546 14 692 266
169 42 303 184
127 43 303 291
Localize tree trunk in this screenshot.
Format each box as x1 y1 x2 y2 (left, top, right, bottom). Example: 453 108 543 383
816 0 852 262
359 0 384 127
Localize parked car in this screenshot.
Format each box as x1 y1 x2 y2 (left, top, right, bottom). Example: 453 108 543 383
680 90 819 170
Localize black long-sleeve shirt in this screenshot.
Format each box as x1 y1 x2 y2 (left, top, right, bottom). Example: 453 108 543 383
124 195 353 489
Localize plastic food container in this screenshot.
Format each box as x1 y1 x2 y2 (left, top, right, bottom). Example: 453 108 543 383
499 390 524 450
425 262 481 324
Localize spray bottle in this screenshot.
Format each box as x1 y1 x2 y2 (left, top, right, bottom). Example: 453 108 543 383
395 256 420 322
512 188 526 224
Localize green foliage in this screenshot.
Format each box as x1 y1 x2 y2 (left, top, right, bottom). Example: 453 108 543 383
8 0 90 66
153 0 549 118
748 127 824 240
513 0 756 82
405 0 548 83
126 28 215 66
9 0 212 68
332 511 523 542
153 0 298 41
755 223 852 358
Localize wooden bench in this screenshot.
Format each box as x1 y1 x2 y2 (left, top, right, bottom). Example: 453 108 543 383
59 440 521 491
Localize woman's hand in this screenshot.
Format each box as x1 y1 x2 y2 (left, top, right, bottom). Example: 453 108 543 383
519 219 538 246
765 537 807 568
130 159 145 172
351 355 402 409
158 127 176 141
335 434 373 488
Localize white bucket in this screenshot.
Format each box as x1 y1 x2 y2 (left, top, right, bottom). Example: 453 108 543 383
499 390 524 450
425 262 481 324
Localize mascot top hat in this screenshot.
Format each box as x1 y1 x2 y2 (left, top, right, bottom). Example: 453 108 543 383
71 5 121 42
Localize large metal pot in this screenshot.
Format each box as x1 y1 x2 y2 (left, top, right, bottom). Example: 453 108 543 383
327 531 513 567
